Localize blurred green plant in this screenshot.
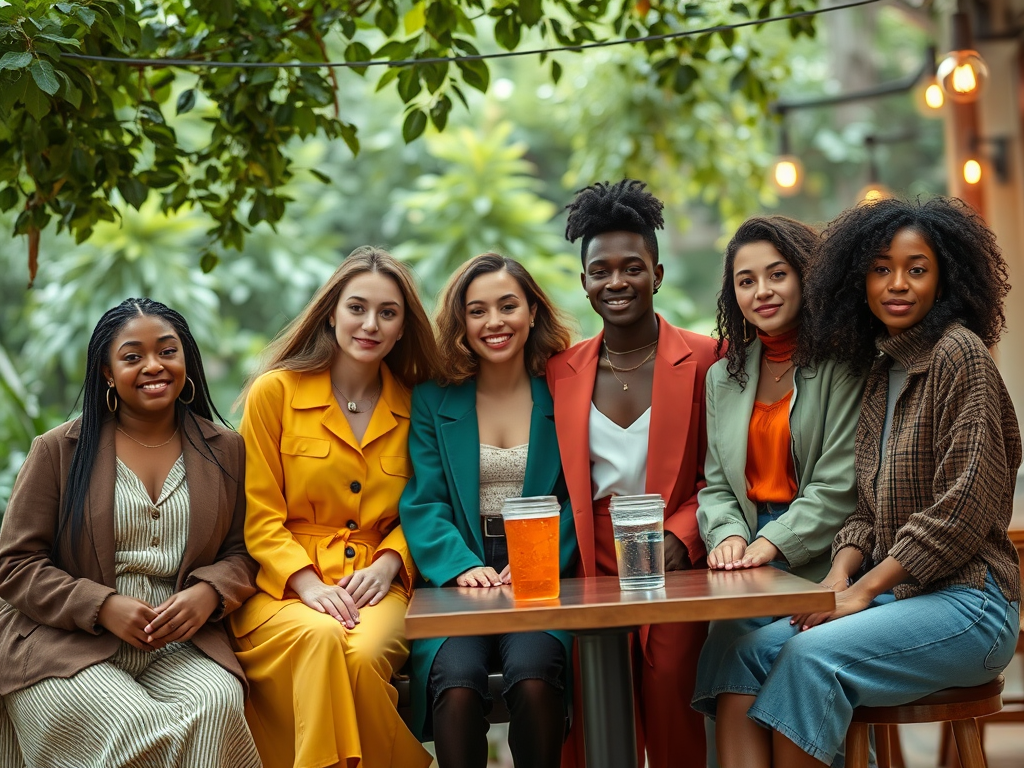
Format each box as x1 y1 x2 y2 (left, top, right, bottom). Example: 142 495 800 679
1 0 817 281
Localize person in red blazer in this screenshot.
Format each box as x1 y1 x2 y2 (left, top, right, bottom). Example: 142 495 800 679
547 180 719 768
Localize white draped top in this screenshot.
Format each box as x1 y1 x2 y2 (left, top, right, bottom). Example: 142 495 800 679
588 403 651 499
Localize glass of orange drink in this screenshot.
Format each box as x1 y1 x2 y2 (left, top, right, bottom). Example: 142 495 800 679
501 496 561 601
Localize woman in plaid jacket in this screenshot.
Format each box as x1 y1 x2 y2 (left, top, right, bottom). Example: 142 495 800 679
708 197 1021 768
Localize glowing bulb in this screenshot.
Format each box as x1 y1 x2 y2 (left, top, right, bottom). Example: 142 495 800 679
857 183 893 205
770 155 803 196
925 83 944 109
775 161 798 188
951 64 977 94
936 51 988 104
963 159 982 185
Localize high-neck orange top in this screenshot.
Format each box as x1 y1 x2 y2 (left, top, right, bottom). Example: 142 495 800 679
745 390 799 503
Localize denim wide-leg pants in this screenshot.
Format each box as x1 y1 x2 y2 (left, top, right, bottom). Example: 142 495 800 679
696 573 1018 764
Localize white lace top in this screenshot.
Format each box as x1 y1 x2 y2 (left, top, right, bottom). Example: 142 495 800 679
479 443 528 517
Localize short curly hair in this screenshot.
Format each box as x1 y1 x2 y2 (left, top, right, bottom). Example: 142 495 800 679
565 179 665 264
716 215 819 385
803 196 1010 370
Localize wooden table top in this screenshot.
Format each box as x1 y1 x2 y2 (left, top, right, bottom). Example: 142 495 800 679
405 567 835 640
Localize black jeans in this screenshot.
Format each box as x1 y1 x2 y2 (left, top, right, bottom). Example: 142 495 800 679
428 527 566 768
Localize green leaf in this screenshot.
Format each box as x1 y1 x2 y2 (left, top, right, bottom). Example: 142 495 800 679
339 122 359 155
0 52 32 71
29 60 59 95
551 59 562 85
345 42 371 76
429 94 451 131
176 88 196 114
200 252 219 273
375 4 398 36
519 0 542 26
397 66 422 102
23 80 50 120
455 59 489 93
0 185 17 212
38 33 81 47
375 67 400 92
495 14 521 51
117 176 148 209
402 108 427 143
404 2 425 35
674 64 699 94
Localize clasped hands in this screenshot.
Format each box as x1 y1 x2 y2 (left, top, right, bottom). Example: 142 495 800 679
97 581 220 652
708 535 779 571
290 552 402 629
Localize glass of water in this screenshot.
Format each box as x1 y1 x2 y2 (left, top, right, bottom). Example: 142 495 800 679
608 494 666 590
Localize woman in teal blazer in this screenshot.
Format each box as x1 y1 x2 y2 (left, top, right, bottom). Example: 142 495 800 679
399 254 578 768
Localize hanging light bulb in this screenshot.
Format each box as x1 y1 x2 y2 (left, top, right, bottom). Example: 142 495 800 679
857 183 894 204
937 11 988 104
963 158 982 185
769 118 803 196
771 156 804 196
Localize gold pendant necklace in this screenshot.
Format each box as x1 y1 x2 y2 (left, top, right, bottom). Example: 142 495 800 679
763 357 794 383
604 344 657 391
332 378 382 413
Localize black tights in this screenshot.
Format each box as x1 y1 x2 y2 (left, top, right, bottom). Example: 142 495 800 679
432 679 564 768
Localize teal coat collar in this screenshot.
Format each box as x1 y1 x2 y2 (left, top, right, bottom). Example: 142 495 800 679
437 377 560 552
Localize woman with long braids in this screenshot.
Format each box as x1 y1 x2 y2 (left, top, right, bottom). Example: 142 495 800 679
547 179 719 768
400 253 578 768
0 298 260 768
230 246 440 768
689 217 863 764
709 197 1020 768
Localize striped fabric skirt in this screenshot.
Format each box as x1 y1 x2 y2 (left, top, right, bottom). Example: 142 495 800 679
3 642 260 768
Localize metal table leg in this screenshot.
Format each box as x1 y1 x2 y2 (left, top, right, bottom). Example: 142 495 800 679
576 627 639 768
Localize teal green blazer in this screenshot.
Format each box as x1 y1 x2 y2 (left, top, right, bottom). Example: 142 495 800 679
399 376 578 740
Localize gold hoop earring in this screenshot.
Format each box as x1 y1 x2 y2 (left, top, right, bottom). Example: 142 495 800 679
106 384 118 413
743 319 756 343
179 377 196 405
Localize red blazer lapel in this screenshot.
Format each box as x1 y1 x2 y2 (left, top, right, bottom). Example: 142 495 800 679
646 318 697 505
550 335 603 577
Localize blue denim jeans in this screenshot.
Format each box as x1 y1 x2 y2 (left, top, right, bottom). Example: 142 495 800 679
693 502 791 719
711 573 1018 764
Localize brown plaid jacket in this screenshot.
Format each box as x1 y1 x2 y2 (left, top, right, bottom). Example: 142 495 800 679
832 323 1022 601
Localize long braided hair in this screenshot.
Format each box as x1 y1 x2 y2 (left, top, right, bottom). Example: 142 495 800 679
56 298 227 567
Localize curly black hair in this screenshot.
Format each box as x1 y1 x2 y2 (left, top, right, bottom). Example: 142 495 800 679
715 215 819 386
804 196 1010 370
565 179 665 264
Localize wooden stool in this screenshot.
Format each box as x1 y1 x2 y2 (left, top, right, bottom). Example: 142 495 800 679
845 676 1005 768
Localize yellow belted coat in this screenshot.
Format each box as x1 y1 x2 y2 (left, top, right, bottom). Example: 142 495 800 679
230 366 431 768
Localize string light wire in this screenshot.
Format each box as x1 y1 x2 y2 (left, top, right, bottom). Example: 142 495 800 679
60 0 883 71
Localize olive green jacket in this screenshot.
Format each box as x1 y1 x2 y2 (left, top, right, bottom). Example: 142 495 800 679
697 342 864 580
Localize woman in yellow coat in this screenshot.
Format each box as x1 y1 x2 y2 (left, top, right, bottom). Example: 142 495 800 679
230 246 442 768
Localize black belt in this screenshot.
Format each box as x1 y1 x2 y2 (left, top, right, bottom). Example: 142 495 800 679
482 515 505 538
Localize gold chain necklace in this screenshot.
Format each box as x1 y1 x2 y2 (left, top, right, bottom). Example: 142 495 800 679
117 425 180 449
604 344 657 391
762 357 795 383
604 339 658 356
332 378 382 413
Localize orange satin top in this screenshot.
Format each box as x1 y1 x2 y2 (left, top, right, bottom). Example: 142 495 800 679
745 390 798 503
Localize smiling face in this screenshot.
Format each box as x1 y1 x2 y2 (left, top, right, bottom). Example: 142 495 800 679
732 240 803 337
332 271 406 366
102 314 187 419
464 269 536 369
581 231 664 327
866 227 941 335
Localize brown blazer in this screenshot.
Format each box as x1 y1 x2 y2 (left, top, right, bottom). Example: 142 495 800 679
0 415 258 696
